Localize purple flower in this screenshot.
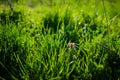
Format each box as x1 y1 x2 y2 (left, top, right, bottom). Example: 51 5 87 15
68 42 75 48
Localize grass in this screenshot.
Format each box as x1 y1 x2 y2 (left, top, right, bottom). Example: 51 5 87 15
0 0 120 80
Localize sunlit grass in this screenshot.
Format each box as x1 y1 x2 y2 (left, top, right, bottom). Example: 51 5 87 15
0 0 120 80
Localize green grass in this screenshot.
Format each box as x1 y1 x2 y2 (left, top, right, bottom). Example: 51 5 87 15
0 0 120 80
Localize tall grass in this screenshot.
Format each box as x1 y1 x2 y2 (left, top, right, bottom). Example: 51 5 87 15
0 0 120 80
